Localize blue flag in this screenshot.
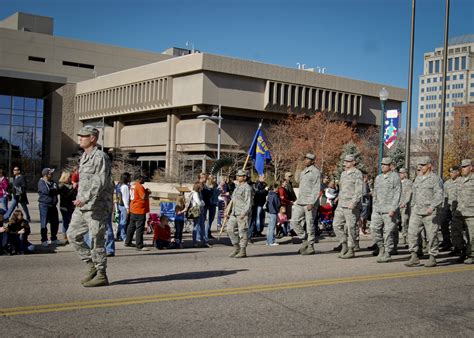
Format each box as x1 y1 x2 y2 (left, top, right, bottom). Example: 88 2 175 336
248 129 272 176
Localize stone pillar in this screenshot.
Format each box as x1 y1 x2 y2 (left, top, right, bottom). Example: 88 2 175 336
165 110 180 177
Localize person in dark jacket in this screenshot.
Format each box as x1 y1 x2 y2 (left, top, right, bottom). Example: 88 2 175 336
58 171 77 243
38 168 60 247
266 183 281 246
4 166 31 222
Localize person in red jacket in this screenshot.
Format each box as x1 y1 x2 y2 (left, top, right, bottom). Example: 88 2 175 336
153 215 171 249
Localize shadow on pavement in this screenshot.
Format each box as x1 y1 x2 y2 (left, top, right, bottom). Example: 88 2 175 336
110 269 248 285
115 250 200 258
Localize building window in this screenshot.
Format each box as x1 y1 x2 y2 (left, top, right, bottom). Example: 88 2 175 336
435 60 440 73
446 76 450 81
448 58 453 71
420 122 423 127
421 79 425 84
427 78 431 83
453 75 457 80
420 114 424 118
28 56 45 63
459 74 464 80
433 77 438 83
428 61 433 74
421 88 424 93
62 61 95 70
461 56 466 70
454 57 459 71
470 92 474 97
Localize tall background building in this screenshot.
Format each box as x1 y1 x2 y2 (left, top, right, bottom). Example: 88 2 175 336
417 34 474 143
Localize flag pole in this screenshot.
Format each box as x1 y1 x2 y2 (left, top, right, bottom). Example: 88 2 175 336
242 119 263 170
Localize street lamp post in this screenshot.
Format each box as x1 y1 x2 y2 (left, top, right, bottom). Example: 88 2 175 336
378 88 389 174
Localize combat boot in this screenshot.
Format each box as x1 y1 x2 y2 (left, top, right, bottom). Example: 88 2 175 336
377 252 392 263
82 270 109 287
424 255 437 268
399 237 407 246
456 248 467 263
463 257 473 264
302 243 315 255
81 261 97 284
341 247 355 259
235 247 247 258
298 240 309 254
229 245 240 258
338 243 348 258
404 252 420 267
376 246 385 261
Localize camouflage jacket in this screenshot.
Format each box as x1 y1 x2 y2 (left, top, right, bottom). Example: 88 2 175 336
231 182 253 217
443 178 459 210
77 146 114 213
400 178 413 208
373 171 401 213
411 171 443 216
338 167 363 208
457 173 474 217
296 165 321 205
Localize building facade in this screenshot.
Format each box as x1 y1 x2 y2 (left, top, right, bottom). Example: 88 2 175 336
417 35 474 142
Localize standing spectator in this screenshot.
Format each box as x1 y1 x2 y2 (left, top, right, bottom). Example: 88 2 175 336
174 194 186 248
405 157 443 268
227 170 253 258
38 168 60 247
266 183 281 246
290 153 321 255
197 173 209 244
217 179 230 230
58 171 77 243
126 174 151 251
115 172 131 242
190 182 208 247
67 126 114 287
4 167 31 222
284 172 297 220
0 169 9 210
252 176 268 238
278 181 293 221
333 154 363 259
206 175 219 239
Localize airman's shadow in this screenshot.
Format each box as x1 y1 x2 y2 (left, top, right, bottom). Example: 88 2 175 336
110 269 248 285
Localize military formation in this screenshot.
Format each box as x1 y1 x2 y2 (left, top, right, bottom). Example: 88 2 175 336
223 153 474 269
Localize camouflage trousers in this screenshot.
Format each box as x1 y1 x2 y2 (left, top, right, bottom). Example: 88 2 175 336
227 214 249 248
333 206 360 249
400 206 410 239
408 212 440 257
370 211 397 253
291 204 316 244
67 208 108 272
452 212 474 256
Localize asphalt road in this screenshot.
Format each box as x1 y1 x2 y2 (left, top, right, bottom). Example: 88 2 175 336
1 195 473 337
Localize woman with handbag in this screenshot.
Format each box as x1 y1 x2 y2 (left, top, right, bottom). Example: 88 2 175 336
188 182 209 248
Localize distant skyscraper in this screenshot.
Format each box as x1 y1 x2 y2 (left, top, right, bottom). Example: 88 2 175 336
417 34 474 142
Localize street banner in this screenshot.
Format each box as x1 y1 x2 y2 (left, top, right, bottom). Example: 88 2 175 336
384 109 399 149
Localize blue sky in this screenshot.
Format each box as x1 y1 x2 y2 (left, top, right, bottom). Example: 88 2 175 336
1 0 473 130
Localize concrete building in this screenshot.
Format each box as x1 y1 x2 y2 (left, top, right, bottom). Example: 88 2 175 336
1 12 406 182
417 34 474 142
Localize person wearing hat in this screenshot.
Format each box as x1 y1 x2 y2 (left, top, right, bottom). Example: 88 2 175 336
370 157 401 263
405 156 444 268
398 168 413 246
227 169 253 258
438 165 461 252
37 168 60 247
67 125 114 287
290 153 321 255
451 159 474 264
333 154 363 259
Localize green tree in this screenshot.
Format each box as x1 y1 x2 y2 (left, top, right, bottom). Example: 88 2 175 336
336 141 366 178
386 140 406 171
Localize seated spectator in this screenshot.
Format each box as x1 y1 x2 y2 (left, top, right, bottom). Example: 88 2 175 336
1 210 33 255
153 215 171 249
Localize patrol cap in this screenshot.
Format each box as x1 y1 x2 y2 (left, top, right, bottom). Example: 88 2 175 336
399 168 407 174
41 168 55 176
449 165 460 172
305 153 315 160
344 154 355 162
381 157 393 165
77 125 99 137
461 159 472 167
417 156 431 166
284 172 293 179
236 169 248 177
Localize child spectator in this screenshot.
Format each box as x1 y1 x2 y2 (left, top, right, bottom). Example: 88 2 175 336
174 195 186 248
266 183 281 246
276 206 289 238
1 210 33 255
153 215 171 249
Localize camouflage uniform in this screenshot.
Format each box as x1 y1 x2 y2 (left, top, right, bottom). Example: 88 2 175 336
439 177 459 246
227 181 253 249
399 176 413 243
452 170 474 259
67 146 114 273
291 164 321 245
371 170 401 254
333 167 363 249
407 171 443 257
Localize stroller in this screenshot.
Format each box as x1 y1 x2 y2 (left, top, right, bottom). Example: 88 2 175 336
317 188 338 236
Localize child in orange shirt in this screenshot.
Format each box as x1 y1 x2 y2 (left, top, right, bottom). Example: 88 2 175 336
153 215 171 249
